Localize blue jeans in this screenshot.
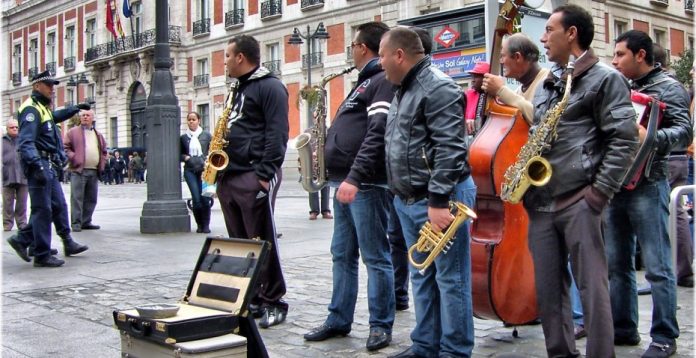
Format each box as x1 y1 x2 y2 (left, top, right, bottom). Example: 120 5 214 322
184 169 207 210
605 179 679 344
393 177 476 357
325 184 395 332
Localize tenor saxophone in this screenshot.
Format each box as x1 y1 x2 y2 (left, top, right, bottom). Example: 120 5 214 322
296 66 355 192
202 82 238 197
408 202 477 275
500 57 576 204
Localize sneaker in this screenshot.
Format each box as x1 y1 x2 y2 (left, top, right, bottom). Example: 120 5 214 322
33 255 65 268
7 235 30 262
641 342 677 358
258 306 287 328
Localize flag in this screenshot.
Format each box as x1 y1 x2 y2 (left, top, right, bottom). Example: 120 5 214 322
122 0 132 18
105 0 118 39
114 7 125 38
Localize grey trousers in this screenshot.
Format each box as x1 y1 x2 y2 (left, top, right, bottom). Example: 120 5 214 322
668 156 693 282
527 198 615 358
70 169 99 229
3 184 28 230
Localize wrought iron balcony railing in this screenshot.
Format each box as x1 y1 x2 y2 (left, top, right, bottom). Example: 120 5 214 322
194 74 209 87
85 26 182 64
262 60 281 74
64 56 76 71
302 52 323 70
301 0 324 10
12 72 21 85
261 0 282 20
193 18 210 37
225 9 244 28
686 0 694 12
28 67 39 79
46 62 56 75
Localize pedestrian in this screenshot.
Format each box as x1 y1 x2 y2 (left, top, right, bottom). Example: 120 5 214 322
524 5 639 357
217 34 289 328
180 111 212 233
111 150 126 185
64 109 107 232
464 61 490 136
608 29 692 357
379 27 476 358
127 153 134 183
6 70 89 267
2 119 28 231
102 152 113 184
131 152 144 183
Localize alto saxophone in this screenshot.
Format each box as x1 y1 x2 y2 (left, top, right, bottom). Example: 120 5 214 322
202 82 239 197
408 202 477 275
296 66 355 192
500 57 576 204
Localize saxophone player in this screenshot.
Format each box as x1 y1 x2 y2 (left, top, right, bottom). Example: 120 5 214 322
526 5 638 357
219 35 289 329
303 21 395 352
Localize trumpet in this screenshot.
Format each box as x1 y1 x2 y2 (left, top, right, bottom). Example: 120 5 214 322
408 202 477 275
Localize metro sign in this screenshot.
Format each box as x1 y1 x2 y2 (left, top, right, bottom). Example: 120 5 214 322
435 26 460 48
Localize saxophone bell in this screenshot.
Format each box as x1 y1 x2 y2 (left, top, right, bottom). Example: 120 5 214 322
408 202 477 275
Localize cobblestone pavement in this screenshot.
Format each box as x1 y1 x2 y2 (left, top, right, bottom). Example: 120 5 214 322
1 176 694 357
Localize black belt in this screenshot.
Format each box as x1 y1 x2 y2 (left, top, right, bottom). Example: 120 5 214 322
38 150 54 159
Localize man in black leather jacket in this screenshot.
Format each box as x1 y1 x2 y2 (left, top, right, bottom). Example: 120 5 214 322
607 30 692 358
525 5 639 357
380 27 476 358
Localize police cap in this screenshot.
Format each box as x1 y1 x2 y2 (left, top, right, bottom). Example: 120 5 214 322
31 70 60 86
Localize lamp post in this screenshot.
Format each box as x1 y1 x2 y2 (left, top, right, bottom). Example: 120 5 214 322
287 22 329 129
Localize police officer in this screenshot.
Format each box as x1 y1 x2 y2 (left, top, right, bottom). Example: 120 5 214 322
6 71 89 267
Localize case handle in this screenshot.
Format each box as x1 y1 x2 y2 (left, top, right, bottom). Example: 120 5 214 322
127 318 151 337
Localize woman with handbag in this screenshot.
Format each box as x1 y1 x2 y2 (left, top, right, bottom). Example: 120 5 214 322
181 112 213 233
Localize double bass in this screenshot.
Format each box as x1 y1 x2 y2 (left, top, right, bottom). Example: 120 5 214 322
469 0 538 329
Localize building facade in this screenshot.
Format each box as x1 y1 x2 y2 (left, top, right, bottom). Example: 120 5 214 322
1 0 693 150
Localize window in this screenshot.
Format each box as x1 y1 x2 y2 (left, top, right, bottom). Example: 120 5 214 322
614 20 627 39
132 2 143 34
86 19 96 48
110 117 118 147
198 0 209 20
197 103 210 131
13 44 21 74
87 83 96 103
234 0 243 9
653 29 666 46
195 58 209 87
197 58 208 75
267 43 279 62
46 32 56 63
689 36 694 52
66 88 75 106
29 38 38 72
424 16 486 52
65 25 76 57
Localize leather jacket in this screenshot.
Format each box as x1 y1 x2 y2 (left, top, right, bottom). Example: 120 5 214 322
385 57 470 208
525 49 639 211
630 67 693 181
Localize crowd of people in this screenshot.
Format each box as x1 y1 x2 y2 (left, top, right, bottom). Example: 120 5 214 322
4 5 694 357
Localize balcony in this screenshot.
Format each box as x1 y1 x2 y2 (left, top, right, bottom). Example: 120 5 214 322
12 72 21 86
302 52 323 70
262 60 281 75
46 62 56 75
301 0 324 11
261 0 282 20
687 0 693 12
28 67 39 80
225 9 244 28
85 26 181 64
64 56 76 71
194 74 209 88
193 18 210 37
649 0 668 6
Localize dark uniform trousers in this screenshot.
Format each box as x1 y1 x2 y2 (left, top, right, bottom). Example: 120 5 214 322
217 170 287 309
16 159 70 260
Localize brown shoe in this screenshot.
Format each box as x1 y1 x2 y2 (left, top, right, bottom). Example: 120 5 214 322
309 212 318 220
322 212 333 219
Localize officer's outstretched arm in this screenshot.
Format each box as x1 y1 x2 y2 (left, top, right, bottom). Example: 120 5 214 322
17 107 42 168
53 105 81 124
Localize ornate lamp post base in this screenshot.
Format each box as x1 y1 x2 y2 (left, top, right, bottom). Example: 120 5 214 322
140 200 190 234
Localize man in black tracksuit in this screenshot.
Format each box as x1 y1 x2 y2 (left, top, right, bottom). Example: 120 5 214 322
217 35 289 329
303 22 395 352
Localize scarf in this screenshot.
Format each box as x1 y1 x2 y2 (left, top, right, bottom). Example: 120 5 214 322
186 126 203 157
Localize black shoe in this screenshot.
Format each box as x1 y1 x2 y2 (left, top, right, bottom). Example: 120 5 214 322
677 277 694 288
81 224 100 230
615 334 641 346
637 282 652 295
574 325 587 340
201 226 211 234
7 235 30 262
642 341 677 358
71 226 82 232
63 239 88 256
396 301 409 311
33 255 65 267
258 305 287 328
304 324 350 341
366 328 391 351
28 247 58 257
196 227 203 233
389 347 425 358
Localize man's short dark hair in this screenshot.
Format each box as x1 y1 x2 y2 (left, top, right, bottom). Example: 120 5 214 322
410 27 433 55
228 35 260 66
505 33 539 62
653 43 667 68
553 4 594 50
356 21 390 54
616 30 654 66
384 27 424 56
